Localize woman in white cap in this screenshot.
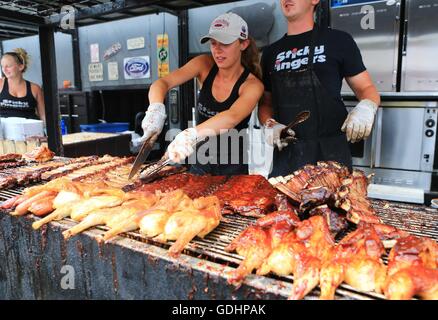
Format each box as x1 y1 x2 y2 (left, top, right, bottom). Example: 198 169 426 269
0 48 45 122
141 12 263 175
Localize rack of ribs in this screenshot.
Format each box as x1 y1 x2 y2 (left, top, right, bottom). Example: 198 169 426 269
131 173 228 199
0 153 22 162
212 175 279 217
333 170 381 224
0 157 89 190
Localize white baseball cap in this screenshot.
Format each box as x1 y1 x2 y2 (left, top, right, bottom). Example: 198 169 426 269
200 12 249 45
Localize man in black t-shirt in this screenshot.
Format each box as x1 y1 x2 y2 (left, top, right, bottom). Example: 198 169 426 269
259 0 380 177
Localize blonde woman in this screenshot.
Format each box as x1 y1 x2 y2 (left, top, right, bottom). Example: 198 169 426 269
0 48 45 122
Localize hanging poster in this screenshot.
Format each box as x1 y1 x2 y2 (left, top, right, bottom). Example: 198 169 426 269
88 63 103 81
127 37 145 50
107 61 119 81
90 43 100 63
157 34 169 78
124 56 150 79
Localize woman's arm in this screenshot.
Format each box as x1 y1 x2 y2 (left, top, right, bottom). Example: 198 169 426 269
196 77 264 137
32 83 46 124
148 54 213 103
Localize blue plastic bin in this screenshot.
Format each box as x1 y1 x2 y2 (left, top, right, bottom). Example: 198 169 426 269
80 122 129 133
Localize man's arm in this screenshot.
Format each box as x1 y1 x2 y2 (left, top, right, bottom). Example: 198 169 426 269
345 70 380 106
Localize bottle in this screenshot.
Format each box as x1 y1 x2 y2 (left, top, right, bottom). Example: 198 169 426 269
60 119 67 135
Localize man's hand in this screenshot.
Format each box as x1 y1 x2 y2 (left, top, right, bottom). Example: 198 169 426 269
263 118 295 151
341 99 378 143
167 128 198 163
139 102 167 142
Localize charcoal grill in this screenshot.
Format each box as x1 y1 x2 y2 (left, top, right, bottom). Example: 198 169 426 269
0 183 437 300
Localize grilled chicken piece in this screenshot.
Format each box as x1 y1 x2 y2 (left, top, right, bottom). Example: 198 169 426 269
32 190 83 229
320 223 387 299
70 195 124 221
289 215 334 300
63 195 158 240
256 209 299 249
225 200 298 282
384 266 438 300
225 225 272 286
163 196 222 257
28 194 57 216
23 145 55 163
384 235 438 300
11 190 58 216
1 194 29 210
257 215 334 300
103 189 191 241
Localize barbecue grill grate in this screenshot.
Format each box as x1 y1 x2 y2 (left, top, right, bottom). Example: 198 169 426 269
0 186 437 300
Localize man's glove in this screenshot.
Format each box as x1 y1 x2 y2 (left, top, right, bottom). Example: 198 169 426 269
341 99 378 143
264 118 295 151
139 102 167 143
167 128 198 163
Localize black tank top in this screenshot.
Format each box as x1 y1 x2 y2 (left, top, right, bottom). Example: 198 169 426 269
0 78 39 119
193 65 251 174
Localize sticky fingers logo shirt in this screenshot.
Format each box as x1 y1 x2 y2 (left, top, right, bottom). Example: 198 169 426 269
261 28 366 101
274 45 326 71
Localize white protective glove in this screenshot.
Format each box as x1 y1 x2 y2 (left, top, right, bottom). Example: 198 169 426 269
167 128 198 163
139 102 167 143
341 99 378 143
263 118 294 151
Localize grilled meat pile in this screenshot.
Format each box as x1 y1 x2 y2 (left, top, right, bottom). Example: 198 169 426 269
270 161 381 227
1 152 436 300
23 145 55 162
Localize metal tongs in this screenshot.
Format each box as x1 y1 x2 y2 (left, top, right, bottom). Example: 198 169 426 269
139 137 205 182
279 110 310 143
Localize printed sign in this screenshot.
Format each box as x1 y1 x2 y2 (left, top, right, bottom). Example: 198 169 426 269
123 56 150 79
127 37 145 50
88 63 103 81
107 61 119 81
103 42 122 60
157 34 169 78
90 43 99 63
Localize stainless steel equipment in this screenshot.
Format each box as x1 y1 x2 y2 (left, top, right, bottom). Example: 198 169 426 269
401 0 438 92
331 0 402 93
346 100 438 198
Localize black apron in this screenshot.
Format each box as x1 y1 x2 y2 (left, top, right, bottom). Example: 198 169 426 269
269 27 352 177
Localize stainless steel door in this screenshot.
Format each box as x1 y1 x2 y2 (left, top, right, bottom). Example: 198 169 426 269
330 0 401 92
375 107 424 170
401 0 438 91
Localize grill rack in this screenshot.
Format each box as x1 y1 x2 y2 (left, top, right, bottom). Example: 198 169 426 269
1 186 437 300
